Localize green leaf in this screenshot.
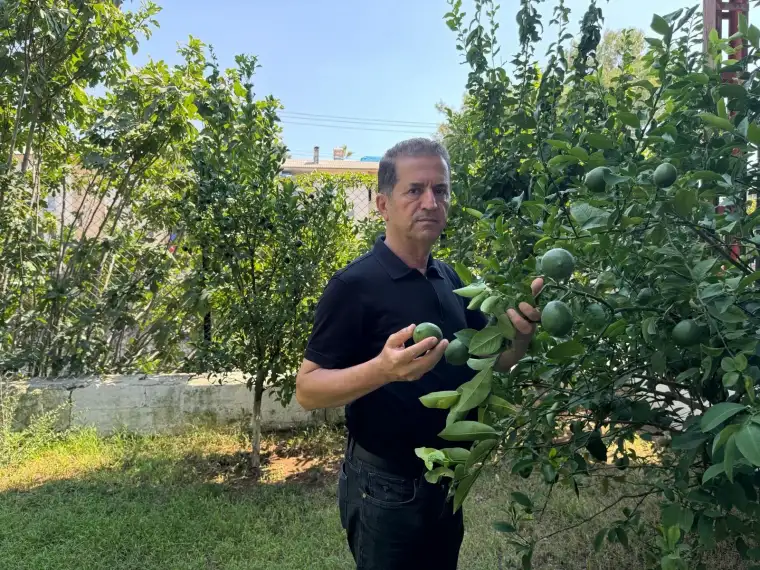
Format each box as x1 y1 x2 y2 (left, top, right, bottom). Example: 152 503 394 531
749 24 760 49
702 463 725 485
424 466 455 484
723 371 740 388
414 447 446 469
465 438 497 471
718 83 747 100
469 326 503 356
546 139 571 150
571 203 610 230
617 112 640 129
662 503 681 528
453 283 487 298
686 73 710 85
453 369 492 413
651 14 672 36
480 295 502 315
674 188 697 217
734 353 748 372
737 271 760 292
496 313 516 340
652 351 667 374
713 424 741 456
604 318 628 339
671 430 708 450
511 491 533 509
438 421 498 441
698 515 716 549
679 508 694 532
493 521 517 533
420 390 461 410
547 340 585 360
708 305 746 323
569 146 590 162
441 447 470 463
467 356 497 371
692 258 717 281
724 436 738 482
642 316 657 344
586 430 607 462
548 154 581 168
748 123 760 146
454 262 474 285
586 133 614 149
453 473 476 512
415 447 447 470
699 113 735 131
594 528 607 552
488 395 518 417
734 423 760 466
463 207 483 219
700 403 746 432
454 329 478 347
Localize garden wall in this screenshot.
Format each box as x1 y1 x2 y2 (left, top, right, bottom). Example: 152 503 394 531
9 373 345 435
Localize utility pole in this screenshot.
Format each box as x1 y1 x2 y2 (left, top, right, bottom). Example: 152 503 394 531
703 0 752 265
703 0 749 79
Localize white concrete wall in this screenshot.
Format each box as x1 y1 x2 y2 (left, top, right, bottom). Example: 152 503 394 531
9 372 344 435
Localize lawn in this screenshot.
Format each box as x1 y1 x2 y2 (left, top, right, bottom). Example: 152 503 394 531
0 424 747 570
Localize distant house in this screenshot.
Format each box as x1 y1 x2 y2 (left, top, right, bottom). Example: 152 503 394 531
282 146 379 220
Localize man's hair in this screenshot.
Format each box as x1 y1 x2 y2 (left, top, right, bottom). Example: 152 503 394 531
377 138 451 195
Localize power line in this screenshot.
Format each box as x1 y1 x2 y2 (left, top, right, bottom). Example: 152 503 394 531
280 111 438 128
281 120 434 135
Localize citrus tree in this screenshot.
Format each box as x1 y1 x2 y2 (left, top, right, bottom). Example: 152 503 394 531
182 55 362 475
416 2 760 568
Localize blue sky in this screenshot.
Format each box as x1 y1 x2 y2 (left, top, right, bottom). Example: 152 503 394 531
129 0 696 160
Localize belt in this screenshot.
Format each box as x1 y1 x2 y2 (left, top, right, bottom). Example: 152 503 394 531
346 436 425 479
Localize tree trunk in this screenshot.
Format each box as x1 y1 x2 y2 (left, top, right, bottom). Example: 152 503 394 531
249 369 266 478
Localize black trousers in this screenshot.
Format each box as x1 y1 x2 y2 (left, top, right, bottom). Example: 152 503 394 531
337 439 464 569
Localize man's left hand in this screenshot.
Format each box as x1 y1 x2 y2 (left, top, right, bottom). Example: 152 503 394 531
495 277 544 372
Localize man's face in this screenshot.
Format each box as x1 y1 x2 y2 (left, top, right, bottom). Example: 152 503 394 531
377 155 451 244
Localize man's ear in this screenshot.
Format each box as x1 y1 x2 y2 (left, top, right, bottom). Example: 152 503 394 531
376 192 390 221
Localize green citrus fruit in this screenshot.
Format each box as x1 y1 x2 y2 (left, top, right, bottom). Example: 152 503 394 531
413 322 443 344
636 288 655 305
585 303 607 331
445 338 470 366
653 162 678 188
671 319 701 347
541 300 574 336
585 167 611 193
541 248 575 281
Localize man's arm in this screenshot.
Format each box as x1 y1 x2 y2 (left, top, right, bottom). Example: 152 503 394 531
296 325 448 410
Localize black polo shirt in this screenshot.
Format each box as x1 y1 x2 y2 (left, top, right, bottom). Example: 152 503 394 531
304 236 488 464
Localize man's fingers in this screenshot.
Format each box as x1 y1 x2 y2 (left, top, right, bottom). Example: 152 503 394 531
401 336 442 360
412 339 449 371
531 277 544 298
386 324 415 348
518 301 541 324
508 308 535 335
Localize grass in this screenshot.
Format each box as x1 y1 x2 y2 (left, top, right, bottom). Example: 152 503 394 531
0 423 748 570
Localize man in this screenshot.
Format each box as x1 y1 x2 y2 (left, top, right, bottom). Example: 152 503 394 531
296 138 542 569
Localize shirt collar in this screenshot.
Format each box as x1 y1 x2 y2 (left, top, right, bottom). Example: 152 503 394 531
373 235 442 280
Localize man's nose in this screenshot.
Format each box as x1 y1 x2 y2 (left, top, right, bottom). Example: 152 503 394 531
419 188 438 210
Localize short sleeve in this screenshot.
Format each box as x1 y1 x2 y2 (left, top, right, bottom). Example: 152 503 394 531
304 276 362 369
447 263 488 331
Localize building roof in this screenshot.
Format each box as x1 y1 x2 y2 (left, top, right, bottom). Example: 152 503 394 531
282 158 379 173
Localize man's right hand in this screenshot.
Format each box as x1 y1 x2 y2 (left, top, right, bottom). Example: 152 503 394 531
375 324 449 382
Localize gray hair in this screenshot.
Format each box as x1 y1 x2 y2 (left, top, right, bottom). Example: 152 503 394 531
377 138 451 195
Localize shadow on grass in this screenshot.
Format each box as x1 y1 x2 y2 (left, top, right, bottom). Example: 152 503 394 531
0 438 352 570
